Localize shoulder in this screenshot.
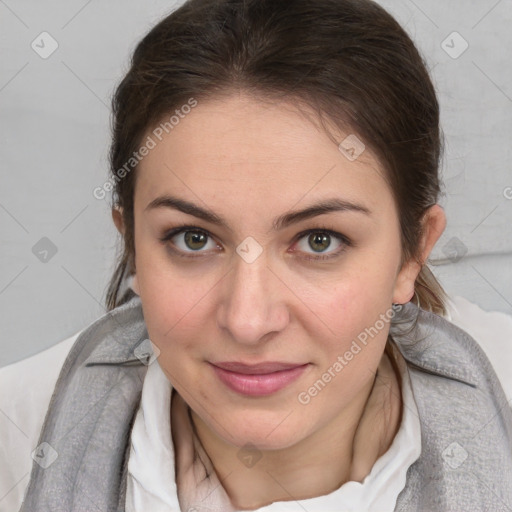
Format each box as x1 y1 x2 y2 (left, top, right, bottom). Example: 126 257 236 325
392 298 512 395
391 298 512 432
444 294 512 402
392 299 512 506
0 332 79 512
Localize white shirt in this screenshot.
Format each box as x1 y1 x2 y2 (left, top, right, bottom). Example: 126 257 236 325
1 295 512 512
125 340 421 512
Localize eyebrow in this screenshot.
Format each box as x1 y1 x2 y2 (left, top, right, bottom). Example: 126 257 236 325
144 194 372 232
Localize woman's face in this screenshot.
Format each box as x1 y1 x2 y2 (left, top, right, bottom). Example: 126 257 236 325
129 93 418 450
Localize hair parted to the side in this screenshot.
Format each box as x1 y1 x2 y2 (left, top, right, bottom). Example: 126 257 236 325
105 0 448 316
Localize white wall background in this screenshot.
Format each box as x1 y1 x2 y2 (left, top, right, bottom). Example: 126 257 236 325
1 0 511 367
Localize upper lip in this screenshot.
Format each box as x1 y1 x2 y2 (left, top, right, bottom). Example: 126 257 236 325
210 361 308 374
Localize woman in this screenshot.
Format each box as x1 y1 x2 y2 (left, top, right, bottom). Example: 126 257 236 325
5 0 512 510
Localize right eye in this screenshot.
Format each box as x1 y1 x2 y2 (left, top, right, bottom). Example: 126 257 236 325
159 225 221 258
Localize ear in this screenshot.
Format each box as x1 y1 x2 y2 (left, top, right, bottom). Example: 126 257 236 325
111 206 140 295
129 273 140 295
112 206 125 235
393 204 446 304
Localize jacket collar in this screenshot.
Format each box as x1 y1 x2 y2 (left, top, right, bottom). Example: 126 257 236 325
390 302 478 388
83 293 150 367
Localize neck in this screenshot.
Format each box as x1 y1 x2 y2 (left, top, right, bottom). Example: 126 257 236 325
189 345 403 510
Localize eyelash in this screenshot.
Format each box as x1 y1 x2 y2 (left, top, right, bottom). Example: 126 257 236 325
158 222 353 261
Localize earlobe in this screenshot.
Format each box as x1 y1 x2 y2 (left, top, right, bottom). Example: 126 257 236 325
392 258 420 305
392 204 446 304
112 206 139 294
131 273 140 295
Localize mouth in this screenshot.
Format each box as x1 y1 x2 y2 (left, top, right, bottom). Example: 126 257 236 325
209 361 310 396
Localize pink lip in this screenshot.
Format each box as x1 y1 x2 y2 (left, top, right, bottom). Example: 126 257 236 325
209 362 310 396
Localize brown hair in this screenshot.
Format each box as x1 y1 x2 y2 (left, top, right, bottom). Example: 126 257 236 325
105 0 447 316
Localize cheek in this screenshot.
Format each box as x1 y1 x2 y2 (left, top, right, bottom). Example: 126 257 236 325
304 265 395 379
316 265 394 333
138 282 206 399
134 242 210 337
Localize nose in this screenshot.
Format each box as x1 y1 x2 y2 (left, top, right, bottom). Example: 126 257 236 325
216 249 289 346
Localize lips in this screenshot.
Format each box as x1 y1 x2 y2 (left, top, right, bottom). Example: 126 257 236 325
209 361 310 396
212 361 306 374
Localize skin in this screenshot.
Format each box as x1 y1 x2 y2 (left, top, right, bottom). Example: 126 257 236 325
113 92 446 510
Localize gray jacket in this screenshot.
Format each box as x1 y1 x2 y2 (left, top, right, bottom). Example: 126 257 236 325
19 295 512 511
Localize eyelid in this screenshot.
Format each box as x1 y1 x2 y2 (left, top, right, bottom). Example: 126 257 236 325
159 224 221 257
159 223 352 260
292 226 351 247
290 226 351 261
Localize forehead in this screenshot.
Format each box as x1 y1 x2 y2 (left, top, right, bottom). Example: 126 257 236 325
135 93 392 216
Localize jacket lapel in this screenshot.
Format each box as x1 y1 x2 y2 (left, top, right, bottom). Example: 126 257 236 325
20 295 148 512
391 303 512 511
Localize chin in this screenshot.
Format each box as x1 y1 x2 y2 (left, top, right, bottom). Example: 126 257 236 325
216 412 309 452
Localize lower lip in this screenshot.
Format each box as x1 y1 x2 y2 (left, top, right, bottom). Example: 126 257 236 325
210 363 310 397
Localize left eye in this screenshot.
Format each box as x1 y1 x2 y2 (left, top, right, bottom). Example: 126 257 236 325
160 225 351 261
293 230 348 260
